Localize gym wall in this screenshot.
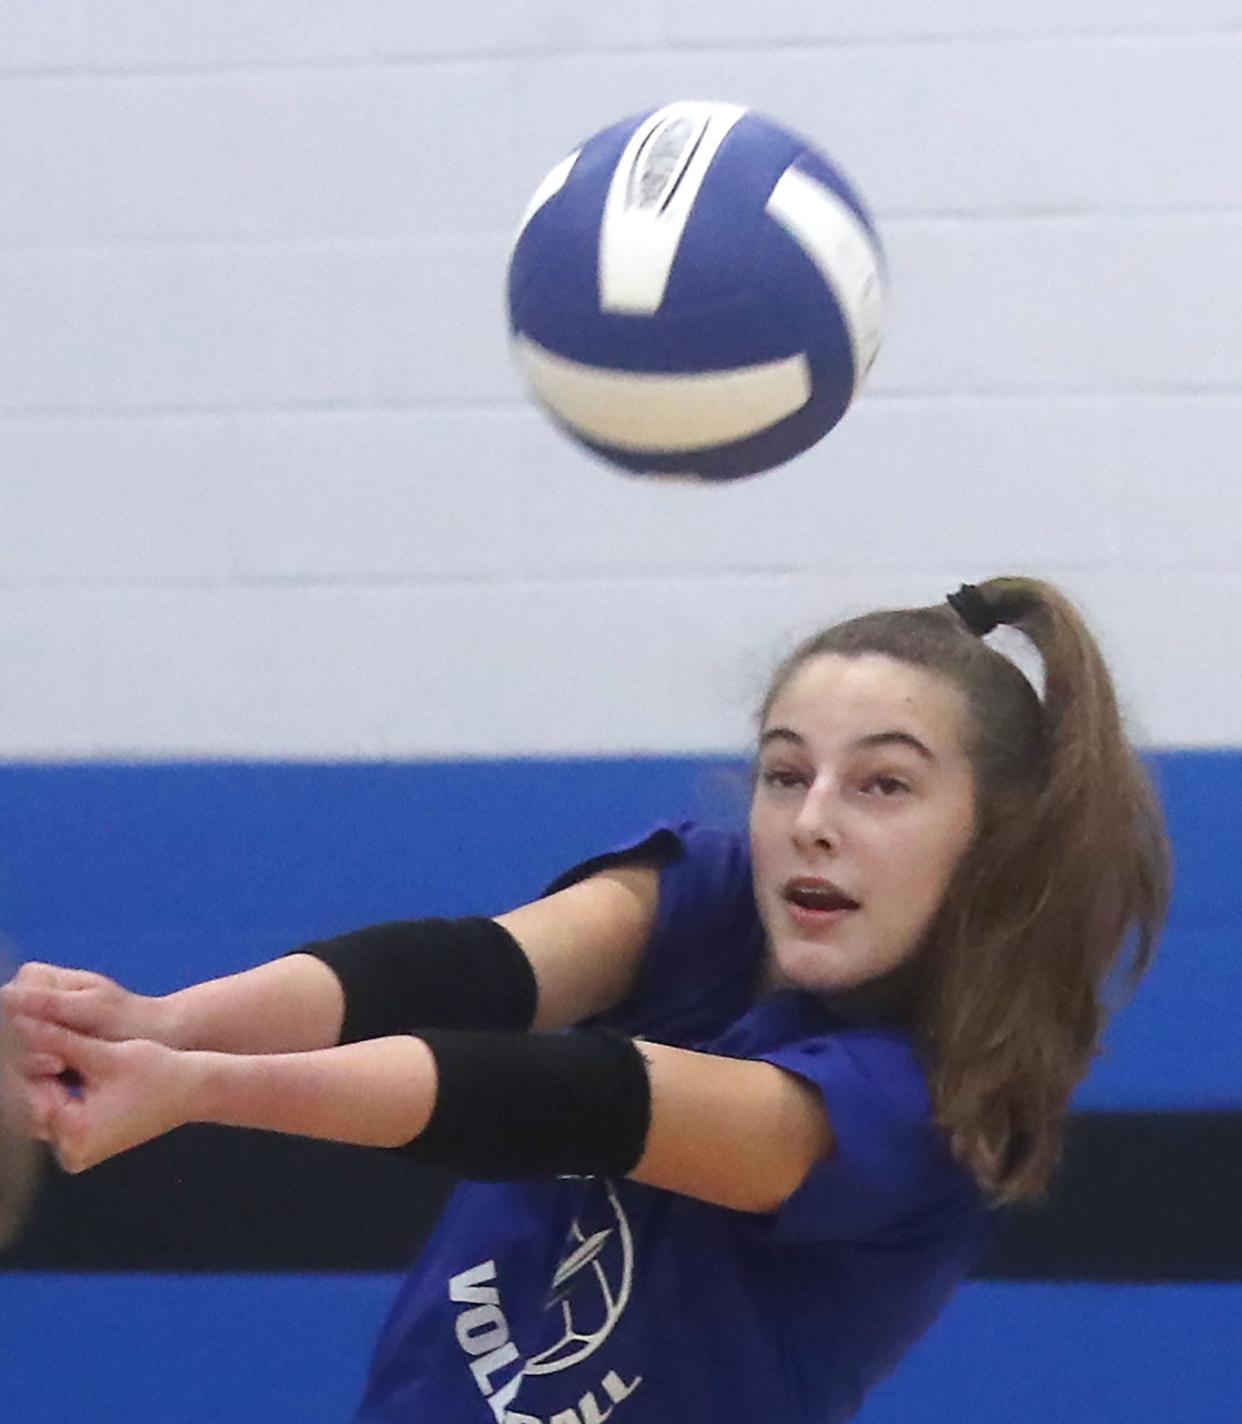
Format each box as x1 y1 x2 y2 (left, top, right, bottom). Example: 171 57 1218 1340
1 6 1239 1421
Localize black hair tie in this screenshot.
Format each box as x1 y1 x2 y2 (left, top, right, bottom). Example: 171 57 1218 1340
946 583 1001 637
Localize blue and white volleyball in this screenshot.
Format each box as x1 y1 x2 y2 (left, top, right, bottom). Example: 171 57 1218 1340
507 101 886 481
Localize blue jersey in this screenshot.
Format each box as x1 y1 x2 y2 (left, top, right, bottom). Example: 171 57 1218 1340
356 824 992 1423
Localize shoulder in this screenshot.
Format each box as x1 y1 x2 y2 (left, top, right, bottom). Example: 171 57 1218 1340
754 1017 983 1242
653 823 755 927
548 821 758 965
774 1024 932 1118
548 823 764 1042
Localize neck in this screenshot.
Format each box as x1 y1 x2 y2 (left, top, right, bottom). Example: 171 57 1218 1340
761 951 923 1027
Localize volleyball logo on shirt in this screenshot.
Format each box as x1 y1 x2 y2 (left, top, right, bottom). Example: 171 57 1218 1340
527 1179 636 1375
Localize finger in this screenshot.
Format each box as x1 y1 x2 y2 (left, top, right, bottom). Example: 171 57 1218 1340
9 962 61 987
12 1051 67 1079
47 1098 94 1175
8 1071 59 1142
3 986 104 1036
11 963 99 992
2 1010 66 1077
9 1016 107 1073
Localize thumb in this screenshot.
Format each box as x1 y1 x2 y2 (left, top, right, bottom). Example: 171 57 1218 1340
45 1093 94 1175
10 1017 110 1077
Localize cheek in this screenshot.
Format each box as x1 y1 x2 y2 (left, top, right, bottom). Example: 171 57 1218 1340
875 811 973 917
908 817 974 917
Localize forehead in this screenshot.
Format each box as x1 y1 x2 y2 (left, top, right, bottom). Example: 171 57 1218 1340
764 652 969 748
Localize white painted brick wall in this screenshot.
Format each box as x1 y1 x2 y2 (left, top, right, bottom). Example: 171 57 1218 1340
1 3 1240 756
371 0 665 58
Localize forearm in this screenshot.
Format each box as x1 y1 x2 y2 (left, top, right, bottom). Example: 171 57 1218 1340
188 1035 436 1148
162 955 345 1054
166 867 658 1052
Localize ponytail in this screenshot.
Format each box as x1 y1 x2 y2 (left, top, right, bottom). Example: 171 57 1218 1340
926 576 1170 1200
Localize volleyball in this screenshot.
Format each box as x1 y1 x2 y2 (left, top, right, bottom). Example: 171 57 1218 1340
507 101 886 481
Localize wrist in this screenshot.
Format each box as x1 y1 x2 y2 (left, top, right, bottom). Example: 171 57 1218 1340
181 1038 437 1145
179 1048 230 1125
155 990 194 1050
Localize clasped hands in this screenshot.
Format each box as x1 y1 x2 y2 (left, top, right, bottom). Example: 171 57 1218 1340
1 964 195 1174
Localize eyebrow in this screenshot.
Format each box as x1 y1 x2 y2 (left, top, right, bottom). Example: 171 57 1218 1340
857 730 937 762
759 726 937 762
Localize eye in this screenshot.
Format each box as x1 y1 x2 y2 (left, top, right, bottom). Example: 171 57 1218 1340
862 773 911 797
760 767 808 791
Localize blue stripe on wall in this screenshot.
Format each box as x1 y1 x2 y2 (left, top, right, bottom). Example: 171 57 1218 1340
0 1273 394 1423
1 1275 1238 1423
858 1280 1242 1422
0 753 1237 1109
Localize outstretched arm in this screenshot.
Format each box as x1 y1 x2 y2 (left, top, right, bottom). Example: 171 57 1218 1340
1 956 347 1055
13 1018 830 1216
1 864 659 1054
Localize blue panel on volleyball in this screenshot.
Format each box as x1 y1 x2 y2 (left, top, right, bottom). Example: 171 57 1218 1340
507 102 886 481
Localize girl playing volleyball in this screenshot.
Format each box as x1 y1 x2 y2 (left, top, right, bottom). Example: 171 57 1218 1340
3 576 1169 1423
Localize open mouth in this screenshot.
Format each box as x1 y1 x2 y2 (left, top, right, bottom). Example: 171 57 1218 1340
782 877 861 914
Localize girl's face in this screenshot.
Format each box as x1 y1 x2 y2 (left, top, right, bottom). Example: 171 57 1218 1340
750 652 977 997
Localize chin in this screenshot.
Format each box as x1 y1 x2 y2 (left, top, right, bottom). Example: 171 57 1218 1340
769 936 875 995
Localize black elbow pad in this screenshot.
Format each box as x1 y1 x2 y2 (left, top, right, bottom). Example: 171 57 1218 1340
403 1028 652 1180
296 917 538 1043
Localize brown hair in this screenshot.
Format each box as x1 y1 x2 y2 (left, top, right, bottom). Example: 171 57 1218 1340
759 576 1171 1203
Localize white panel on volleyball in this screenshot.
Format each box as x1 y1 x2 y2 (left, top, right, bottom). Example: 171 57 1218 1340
766 170 885 392
513 336 811 452
597 101 746 315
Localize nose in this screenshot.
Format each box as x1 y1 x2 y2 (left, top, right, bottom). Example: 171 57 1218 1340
791 776 839 854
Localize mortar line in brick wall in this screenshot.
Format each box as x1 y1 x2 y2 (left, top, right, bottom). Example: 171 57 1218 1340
0 234 515 255
4 23 1242 83
0 562 1129 594
879 207 1242 223
659 26 1242 51
0 397 530 419
0 50 569 84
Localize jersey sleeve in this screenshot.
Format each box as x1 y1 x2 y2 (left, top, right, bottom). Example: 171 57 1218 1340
758 1029 980 1243
544 822 764 1043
